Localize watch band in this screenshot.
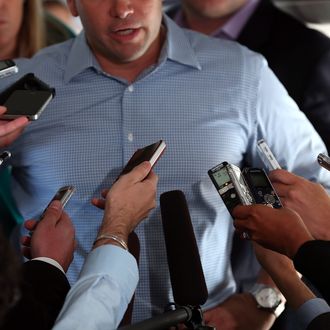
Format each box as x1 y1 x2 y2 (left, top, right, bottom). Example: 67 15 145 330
249 284 285 318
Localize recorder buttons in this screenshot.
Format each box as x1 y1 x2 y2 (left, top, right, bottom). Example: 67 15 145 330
264 194 275 205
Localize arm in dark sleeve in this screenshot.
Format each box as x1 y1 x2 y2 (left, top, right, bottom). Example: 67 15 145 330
303 50 330 152
293 240 330 304
307 311 330 330
1 260 70 330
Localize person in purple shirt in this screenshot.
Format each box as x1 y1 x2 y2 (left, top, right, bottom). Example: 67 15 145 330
166 0 330 151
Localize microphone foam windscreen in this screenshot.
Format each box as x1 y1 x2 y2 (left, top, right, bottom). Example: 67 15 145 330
160 190 208 306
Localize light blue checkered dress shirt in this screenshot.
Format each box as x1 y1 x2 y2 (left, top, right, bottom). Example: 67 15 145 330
2 15 330 322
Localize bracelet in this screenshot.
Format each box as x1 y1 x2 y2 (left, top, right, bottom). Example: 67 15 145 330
93 234 128 251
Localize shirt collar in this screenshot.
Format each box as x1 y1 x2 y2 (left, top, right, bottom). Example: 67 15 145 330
174 0 260 41
162 15 201 70
64 15 201 83
219 0 261 40
64 32 102 83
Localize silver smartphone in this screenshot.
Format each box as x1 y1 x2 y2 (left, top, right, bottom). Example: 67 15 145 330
317 153 330 171
208 161 254 217
257 139 281 171
0 60 18 79
39 185 76 220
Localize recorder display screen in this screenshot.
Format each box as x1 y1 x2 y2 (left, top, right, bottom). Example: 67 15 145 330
0 62 8 70
249 172 269 187
213 169 231 187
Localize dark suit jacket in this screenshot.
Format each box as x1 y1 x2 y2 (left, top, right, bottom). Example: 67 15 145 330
307 312 330 330
294 240 330 304
167 0 330 150
1 260 70 330
237 0 330 151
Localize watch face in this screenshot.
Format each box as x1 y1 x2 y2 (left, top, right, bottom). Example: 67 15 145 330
255 288 280 309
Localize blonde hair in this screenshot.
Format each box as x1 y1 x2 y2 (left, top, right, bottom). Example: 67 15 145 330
16 0 46 58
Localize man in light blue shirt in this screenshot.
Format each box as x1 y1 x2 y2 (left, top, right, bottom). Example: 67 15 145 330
1 0 330 328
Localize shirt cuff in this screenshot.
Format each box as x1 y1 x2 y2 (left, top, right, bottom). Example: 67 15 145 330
32 257 65 274
296 298 330 329
79 244 139 293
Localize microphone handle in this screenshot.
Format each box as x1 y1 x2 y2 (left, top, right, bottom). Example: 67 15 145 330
118 306 192 330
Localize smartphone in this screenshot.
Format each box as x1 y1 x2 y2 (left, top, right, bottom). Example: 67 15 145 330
257 139 281 171
0 73 55 121
0 60 18 79
242 167 282 209
39 185 76 221
119 140 166 176
317 153 330 171
208 161 254 216
0 151 11 166
2 90 53 121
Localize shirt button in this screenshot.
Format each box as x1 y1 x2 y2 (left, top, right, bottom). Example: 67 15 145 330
128 133 134 142
128 85 134 92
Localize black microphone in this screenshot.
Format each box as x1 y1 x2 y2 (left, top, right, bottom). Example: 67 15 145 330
119 191 214 330
119 306 193 330
160 190 208 306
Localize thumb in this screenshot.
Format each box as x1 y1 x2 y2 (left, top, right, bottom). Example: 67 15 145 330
40 200 63 226
125 161 152 183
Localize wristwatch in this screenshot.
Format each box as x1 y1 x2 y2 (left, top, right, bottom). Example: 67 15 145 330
249 284 285 317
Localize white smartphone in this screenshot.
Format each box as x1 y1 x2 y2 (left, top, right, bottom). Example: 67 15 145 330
0 60 18 79
119 140 166 177
257 139 281 171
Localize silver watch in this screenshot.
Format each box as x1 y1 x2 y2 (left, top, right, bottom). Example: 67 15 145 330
249 284 284 317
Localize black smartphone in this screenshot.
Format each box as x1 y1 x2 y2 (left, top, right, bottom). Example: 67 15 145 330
119 140 166 177
208 161 254 217
39 185 76 221
242 167 282 208
0 60 18 79
0 73 55 121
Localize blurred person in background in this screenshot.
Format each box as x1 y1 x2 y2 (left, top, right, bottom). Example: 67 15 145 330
43 0 82 35
0 0 75 60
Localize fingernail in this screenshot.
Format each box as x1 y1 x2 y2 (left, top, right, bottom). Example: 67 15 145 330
49 200 62 209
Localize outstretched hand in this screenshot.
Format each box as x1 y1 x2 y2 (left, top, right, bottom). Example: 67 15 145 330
21 200 75 272
233 204 313 258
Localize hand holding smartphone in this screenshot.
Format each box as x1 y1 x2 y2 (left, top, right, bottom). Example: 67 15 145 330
0 73 55 121
38 185 75 221
29 186 75 236
118 140 166 177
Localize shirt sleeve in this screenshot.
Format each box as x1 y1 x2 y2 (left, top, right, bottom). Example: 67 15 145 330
53 244 139 330
246 58 330 189
32 257 65 274
295 298 330 329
